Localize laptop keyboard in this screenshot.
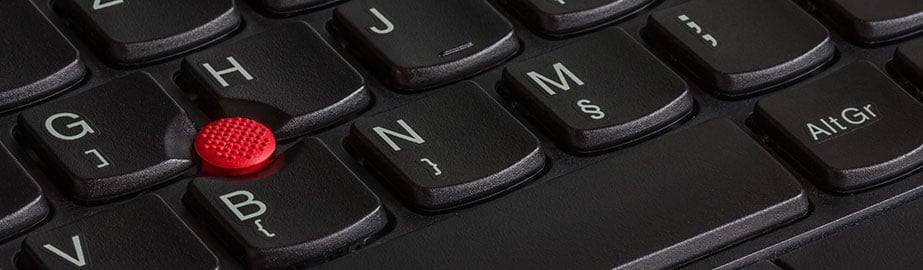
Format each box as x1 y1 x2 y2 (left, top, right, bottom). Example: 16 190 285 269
1 0 923 269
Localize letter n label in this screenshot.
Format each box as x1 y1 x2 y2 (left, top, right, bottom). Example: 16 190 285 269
372 119 425 152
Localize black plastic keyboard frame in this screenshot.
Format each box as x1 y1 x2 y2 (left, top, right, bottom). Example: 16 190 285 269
2 0 923 269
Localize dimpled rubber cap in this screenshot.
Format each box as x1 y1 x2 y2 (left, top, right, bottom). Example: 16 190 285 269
195 117 276 176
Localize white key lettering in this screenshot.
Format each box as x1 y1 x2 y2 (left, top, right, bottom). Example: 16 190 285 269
45 112 95 141
219 190 268 221
43 235 87 267
83 149 111 168
527 62 585 96
373 119 425 152
93 0 123 10
368 8 395 34
805 103 880 142
202 57 254 88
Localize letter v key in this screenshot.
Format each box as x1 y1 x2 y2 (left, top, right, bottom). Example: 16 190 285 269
43 235 88 267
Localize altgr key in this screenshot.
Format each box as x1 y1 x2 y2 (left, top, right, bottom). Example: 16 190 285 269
754 62 923 192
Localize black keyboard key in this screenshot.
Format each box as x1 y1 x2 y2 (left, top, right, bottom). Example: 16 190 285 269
1 0 85 112
55 0 240 65
501 28 692 152
815 0 923 44
894 38 923 89
18 73 197 202
186 138 386 269
504 0 653 36
349 82 544 210
778 196 923 268
332 0 519 90
21 195 218 269
181 23 368 140
0 143 49 241
323 119 808 270
647 0 834 96
754 62 923 192
258 0 343 15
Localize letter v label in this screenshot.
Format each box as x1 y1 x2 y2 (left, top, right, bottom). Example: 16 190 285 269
43 235 88 267
93 0 124 10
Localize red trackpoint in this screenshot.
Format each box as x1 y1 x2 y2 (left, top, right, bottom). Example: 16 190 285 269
195 117 276 176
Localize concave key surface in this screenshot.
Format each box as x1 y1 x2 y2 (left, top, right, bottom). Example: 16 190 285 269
349 82 544 211
754 62 923 192
186 138 386 270
55 0 240 65
0 0 84 112
0 143 49 241
815 0 923 44
646 0 834 96
18 73 198 202
501 28 692 152
21 195 218 269
332 0 520 90
504 0 654 36
181 23 368 140
324 119 808 270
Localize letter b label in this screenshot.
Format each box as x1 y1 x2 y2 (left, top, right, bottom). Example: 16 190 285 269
219 190 268 221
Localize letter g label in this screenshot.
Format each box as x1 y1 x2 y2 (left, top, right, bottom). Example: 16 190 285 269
45 112 96 141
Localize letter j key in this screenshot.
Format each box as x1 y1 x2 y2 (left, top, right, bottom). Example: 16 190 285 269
332 0 520 90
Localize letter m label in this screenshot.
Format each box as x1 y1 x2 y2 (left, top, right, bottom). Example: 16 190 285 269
526 62 585 96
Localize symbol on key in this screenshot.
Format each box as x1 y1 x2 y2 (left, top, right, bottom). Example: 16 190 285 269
577 99 605 120
83 149 111 168
219 190 279 238
677 14 719 48
419 158 443 176
255 219 275 238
